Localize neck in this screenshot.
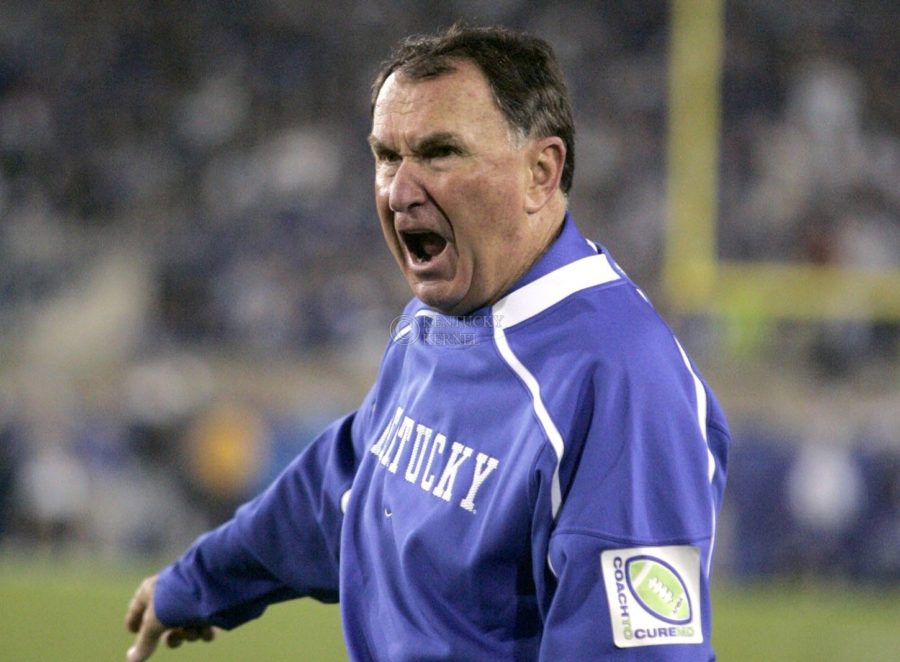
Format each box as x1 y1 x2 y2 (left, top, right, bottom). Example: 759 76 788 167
527 192 567 260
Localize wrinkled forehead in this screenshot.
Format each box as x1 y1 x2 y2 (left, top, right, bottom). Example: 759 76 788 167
375 63 491 118
371 63 516 145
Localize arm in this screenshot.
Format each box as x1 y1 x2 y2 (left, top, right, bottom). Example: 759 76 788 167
535 356 730 660
124 409 365 659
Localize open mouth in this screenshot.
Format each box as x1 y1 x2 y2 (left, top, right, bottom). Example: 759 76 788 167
401 230 448 264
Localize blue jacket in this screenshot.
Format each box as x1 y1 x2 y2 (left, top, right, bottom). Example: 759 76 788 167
155 214 730 660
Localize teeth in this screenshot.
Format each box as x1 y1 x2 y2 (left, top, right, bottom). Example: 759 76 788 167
402 230 445 263
406 234 428 262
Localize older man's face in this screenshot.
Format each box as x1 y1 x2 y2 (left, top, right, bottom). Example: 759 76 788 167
370 60 539 316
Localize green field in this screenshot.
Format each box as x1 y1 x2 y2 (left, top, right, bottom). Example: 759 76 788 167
1 556 898 661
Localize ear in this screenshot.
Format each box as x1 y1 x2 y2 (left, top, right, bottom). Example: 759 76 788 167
524 136 566 213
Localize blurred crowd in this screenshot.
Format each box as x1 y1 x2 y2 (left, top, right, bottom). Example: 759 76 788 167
0 1 897 579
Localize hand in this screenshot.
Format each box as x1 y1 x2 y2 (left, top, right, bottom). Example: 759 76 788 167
125 574 217 661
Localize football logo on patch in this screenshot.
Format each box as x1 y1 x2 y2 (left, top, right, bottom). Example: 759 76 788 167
600 545 703 648
625 556 692 624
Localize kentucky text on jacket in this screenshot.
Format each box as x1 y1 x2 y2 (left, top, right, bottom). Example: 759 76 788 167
370 405 501 514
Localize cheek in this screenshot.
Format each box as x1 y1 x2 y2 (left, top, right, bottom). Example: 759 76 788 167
458 178 530 288
456 178 523 246
374 178 390 215
374 202 403 262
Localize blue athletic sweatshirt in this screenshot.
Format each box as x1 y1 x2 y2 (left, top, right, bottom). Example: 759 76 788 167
155 214 730 660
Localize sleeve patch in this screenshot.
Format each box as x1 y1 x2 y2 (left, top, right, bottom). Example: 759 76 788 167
600 545 703 648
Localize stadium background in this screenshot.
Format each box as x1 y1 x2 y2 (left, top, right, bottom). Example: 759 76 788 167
0 0 897 659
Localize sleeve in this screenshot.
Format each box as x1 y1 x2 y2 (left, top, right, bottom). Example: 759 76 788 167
153 405 366 630
534 353 730 661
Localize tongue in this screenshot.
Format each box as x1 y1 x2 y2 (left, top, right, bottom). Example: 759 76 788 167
421 232 447 257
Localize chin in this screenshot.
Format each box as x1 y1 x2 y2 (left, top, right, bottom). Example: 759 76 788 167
411 282 465 314
416 293 460 314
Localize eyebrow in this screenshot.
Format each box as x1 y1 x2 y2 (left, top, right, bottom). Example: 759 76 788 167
367 131 465 155
414 132 464 153
367 134 389 152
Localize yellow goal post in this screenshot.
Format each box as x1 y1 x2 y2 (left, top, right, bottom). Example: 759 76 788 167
665 0 900 321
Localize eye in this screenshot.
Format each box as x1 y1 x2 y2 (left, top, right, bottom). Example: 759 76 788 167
375 149 401 164
423 144 461 160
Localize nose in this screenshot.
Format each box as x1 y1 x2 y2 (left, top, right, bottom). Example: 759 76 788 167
388 158 427 213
